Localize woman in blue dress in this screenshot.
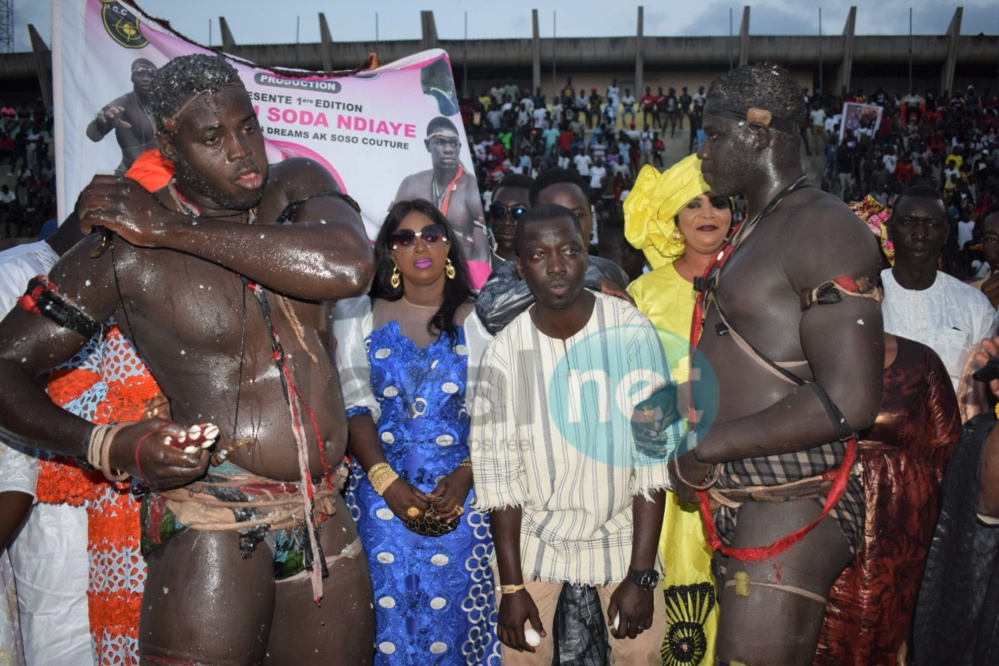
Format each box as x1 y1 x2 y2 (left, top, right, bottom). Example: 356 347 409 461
335 199 500 665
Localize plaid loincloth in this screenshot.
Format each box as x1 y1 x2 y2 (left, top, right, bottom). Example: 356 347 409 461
710 440 865 554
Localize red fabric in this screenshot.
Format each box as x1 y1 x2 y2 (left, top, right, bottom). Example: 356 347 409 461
696 438 857 561
124 149 175 192
814 338 960 665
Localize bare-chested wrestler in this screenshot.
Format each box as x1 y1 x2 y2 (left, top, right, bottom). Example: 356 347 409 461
0 54 376 665
394 116 490 287
671 63 884 665
86 58 159 174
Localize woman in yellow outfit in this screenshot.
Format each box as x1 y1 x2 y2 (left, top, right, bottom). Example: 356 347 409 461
623 154 733 666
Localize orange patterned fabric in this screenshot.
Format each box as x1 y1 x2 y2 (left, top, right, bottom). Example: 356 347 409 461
37 323 161 666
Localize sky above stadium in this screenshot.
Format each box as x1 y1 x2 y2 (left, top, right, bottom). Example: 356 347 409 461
10 0 999 52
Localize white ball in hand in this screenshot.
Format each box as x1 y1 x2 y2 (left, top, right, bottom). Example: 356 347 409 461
524 627 542 647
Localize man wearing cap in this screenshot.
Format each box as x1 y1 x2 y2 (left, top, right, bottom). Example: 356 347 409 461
673 63 884 665
86 58 159 174
395 116 491 287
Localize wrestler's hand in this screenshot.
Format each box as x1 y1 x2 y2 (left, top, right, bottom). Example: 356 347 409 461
95 105 130 131
600 278 636 306
608 579 655 640
497 589 545 653
107 420 212 492
670 450 715 505
77 175 185 247
381 478 430 521
426 465 473 520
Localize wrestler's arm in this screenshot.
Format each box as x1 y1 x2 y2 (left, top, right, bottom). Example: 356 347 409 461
0 237 208 488
77 160 374 302
693 207 884 464
85 94 129 142
393 174 420 204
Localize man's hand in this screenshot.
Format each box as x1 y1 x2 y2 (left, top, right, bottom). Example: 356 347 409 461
669 450 715 505
381 477 430 520
96 105 131 131
497 589 545 652
600 278 636 306
108 420 211 492
607 578 655 640
426 465 472 520
969 336 999 401
77 175 185 247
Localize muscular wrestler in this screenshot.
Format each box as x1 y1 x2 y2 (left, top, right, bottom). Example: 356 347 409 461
0 54 376 665
674 63 884 665
86 58 159 174
395 117 490 285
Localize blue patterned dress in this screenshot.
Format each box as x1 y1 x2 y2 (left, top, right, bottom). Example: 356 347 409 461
345 321 500 665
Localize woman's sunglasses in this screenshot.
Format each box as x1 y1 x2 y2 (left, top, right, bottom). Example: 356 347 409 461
390 224 449 251
489 203 528 222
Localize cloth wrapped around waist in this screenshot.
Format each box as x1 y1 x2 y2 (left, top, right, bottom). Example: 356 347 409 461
708 473 834 510
141 467 345 576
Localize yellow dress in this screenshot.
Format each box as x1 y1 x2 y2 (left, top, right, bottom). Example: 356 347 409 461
628 264 718 666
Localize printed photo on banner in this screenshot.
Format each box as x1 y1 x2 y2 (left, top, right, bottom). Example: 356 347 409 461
54 0 490 286
839 102 883 142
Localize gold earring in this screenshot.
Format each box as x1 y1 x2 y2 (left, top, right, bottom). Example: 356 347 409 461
445 258 456 280
671 229 684 243
390 265 401 289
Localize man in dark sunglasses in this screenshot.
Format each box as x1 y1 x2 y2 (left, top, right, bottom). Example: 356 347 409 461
488 174 533 268
395 116 490 287
477 168 632 335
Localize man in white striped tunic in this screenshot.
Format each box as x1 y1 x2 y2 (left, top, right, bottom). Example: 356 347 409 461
470 203 682 665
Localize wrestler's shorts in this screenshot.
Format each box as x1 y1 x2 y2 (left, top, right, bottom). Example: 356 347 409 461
140 474 331 580
710 441 865 555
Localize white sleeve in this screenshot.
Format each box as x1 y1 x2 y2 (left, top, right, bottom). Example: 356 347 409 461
463 310 494 409
0 439 38 497
333 295 379 422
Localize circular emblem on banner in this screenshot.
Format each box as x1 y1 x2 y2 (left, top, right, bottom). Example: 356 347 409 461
101 1 149 49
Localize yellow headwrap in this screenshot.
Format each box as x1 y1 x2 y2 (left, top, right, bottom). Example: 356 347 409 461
623 154 711 269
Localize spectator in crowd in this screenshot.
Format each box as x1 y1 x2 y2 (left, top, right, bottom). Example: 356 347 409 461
880 185 998 390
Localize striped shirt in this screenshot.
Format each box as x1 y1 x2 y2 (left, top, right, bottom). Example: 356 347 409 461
471 293 680 585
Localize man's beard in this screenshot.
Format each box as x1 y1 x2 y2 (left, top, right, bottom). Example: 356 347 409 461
174 157 266 211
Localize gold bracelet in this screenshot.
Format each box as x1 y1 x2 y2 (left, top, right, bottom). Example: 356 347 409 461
500 583 525 594
459 458 472 469
367 462 400 496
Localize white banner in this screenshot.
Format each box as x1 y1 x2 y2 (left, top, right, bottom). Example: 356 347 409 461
54 0 489 284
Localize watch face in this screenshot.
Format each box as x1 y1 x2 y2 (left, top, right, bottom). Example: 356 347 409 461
630 568 660 590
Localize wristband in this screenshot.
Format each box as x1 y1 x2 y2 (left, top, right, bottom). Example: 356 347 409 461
500 583 526 594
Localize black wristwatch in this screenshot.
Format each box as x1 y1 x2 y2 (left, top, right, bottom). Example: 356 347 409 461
627 567 660 591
